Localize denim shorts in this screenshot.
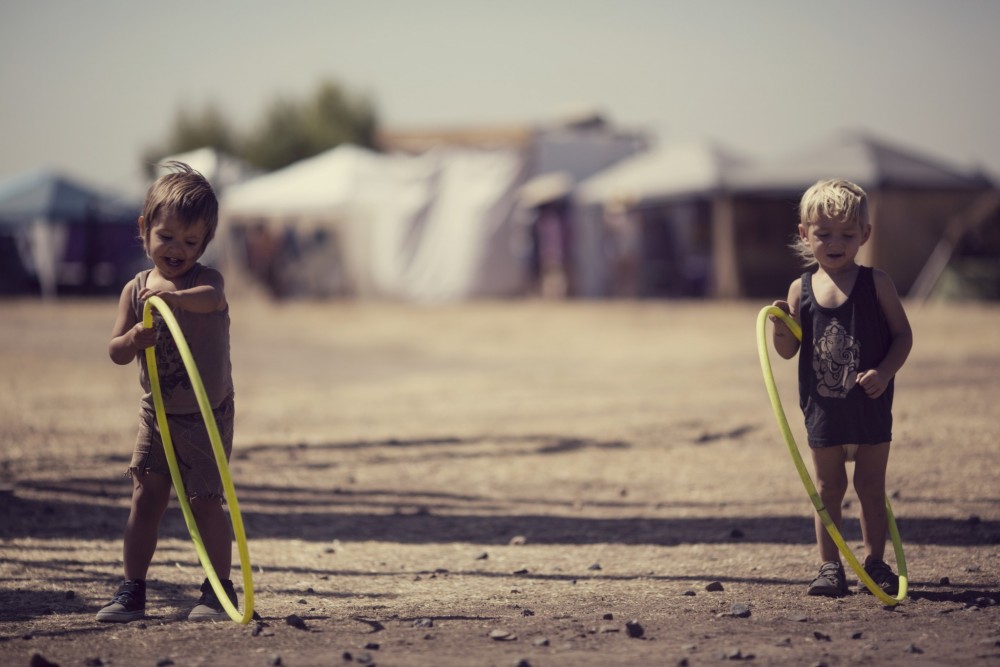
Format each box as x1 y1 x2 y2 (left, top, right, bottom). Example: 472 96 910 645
129 394 235 500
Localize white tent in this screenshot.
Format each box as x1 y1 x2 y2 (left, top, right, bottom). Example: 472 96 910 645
219 144 527 300
158 147 261 193
569 141 748 297
574 140 749 205
222 144 386 219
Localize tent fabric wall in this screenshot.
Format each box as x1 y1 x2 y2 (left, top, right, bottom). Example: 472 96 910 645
722 131 994 297
572 131 995 299
220 144 527 300
571 141 748 297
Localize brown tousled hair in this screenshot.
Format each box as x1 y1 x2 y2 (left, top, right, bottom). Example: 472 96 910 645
140 161 218 253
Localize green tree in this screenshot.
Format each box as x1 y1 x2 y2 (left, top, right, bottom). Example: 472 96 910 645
142 103 238 177
243 81 378 171
143 80 379 176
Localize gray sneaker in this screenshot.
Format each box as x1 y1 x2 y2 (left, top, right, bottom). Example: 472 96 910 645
96 580 146 623
188 578 238 621
807 561 847 597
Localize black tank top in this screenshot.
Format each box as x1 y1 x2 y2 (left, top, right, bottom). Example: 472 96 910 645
798 266 893 446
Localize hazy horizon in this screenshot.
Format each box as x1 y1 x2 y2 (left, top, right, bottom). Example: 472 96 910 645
3 0 999 196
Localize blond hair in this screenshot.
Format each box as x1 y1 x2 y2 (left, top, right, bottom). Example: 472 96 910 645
140 162 218 254
792 178 869 266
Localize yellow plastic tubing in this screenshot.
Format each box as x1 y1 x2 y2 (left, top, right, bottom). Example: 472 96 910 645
143 296 255 624
756 306 907 606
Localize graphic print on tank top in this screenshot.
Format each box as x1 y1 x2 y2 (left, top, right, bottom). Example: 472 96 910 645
812 317 859 398
150 311 193 399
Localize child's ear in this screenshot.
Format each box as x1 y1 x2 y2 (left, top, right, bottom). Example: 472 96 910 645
798 224 808 240
137 215 146 235
861 224 872 244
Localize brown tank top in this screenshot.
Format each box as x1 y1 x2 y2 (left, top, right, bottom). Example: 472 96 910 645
131 265 233 414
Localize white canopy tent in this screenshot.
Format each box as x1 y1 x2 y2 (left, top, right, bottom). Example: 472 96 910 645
574 140 748 205
220 144 527 300
569 141 749 297
158 147 261 193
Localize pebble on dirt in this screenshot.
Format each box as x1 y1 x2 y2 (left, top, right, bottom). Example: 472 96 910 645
489 629 517 641
705 581 724 592
29 654 59 667
285 614 308 630
729 603 751 618
355 618 385 632
723 648 755 660
625 619 644 638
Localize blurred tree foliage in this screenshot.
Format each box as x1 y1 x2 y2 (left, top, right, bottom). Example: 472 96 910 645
143 80 378 176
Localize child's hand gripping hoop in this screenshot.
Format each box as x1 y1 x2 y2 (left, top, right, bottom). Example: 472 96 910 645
143 296 255 624
757 306 907 606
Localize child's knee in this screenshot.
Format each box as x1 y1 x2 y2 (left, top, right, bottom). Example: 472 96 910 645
816 474 848 498
854 475 885 504
130 473 170 514
189 495 224 516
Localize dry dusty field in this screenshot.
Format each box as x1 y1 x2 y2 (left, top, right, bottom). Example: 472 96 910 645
1 297 998 667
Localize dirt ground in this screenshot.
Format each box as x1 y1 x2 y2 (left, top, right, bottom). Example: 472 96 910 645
1 297 998 667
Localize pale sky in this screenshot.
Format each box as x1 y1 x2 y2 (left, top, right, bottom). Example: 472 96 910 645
2 0 999 196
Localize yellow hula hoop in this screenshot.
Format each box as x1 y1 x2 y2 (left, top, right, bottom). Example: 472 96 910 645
143 296 255 624
756 306 907 605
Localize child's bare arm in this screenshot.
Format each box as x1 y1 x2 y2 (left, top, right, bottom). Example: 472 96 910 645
857 270 913 398
140 268 227 314
771 279 802 359
109 281 156 365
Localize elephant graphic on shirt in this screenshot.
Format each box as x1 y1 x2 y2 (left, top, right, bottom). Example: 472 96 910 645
813 318 859 398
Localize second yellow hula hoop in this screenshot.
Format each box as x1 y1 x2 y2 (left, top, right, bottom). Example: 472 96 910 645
756 306 907 606
143 295 255 624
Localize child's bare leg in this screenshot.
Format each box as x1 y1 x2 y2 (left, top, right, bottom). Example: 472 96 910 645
123 470 172 580
852 442 891 561
811 446 848 562
190 497 232 579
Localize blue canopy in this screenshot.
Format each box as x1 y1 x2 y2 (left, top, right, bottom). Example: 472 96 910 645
0 169 136 226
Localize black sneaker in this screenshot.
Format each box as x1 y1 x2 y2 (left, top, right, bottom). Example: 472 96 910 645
188 578 238 621
807 560 847 597
859 556 899 595
96 580 146 622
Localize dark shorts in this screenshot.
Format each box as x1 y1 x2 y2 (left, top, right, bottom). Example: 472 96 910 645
129 394 235 500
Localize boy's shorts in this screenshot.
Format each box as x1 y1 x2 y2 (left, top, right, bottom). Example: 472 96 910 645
128 394 235 500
